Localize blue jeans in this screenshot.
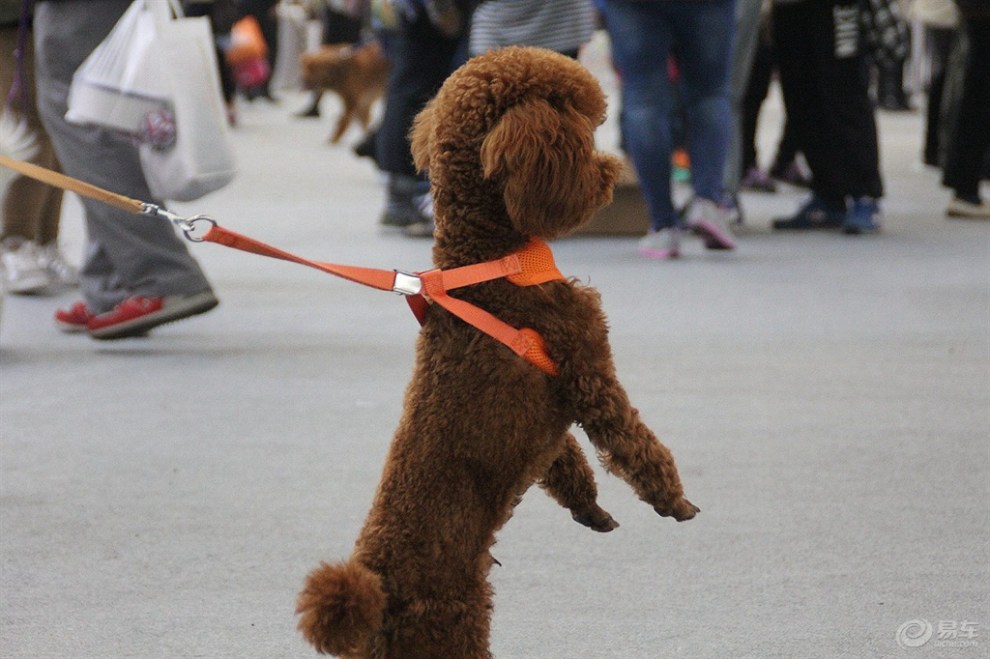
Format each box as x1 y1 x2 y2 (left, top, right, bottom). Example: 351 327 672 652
601 0 736 230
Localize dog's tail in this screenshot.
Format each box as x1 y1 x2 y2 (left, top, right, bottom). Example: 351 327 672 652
296 560 387 656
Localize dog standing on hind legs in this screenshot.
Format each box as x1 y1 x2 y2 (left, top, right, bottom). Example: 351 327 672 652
296 46 699 658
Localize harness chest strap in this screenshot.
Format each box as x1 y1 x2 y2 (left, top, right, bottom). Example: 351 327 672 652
412 239 564 376
201 224 564 375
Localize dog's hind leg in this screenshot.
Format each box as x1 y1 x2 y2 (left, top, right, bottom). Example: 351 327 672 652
538 432 619 532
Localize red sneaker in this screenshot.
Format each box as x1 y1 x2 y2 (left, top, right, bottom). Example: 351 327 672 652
87 291 219 340
54 301 96 333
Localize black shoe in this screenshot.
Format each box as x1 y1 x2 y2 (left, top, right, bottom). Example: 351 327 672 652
772 196 845 230
353 132 377 161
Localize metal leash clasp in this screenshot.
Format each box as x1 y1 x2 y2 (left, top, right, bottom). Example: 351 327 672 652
141 204 216 242
392 271 423 296
176 215 217 242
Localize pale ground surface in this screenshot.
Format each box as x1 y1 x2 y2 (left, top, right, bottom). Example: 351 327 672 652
1 47 988 659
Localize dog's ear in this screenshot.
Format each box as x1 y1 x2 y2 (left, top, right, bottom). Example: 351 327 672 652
480 98 615 237
409 98 435 173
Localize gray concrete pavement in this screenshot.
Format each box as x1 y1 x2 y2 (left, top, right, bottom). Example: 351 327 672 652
1 83 988 659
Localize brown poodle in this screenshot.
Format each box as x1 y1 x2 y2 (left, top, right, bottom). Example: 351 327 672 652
296 46 699 658
299 41 390 144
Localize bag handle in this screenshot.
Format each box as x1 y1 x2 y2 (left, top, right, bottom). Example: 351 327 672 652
146 0 186 24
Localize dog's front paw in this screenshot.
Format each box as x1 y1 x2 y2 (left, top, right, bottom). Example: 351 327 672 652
571 505 620 532
653 497 700 522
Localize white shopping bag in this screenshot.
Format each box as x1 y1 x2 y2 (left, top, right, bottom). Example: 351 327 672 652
66 0 170 134
67 0 236 201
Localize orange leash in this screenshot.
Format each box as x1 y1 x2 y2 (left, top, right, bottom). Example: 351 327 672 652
0 154 562 375
200 222 398 291
200 223 562 376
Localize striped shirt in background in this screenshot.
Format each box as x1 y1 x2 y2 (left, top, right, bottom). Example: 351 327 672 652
469 0 598 56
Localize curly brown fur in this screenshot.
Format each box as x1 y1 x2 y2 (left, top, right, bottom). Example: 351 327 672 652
297 562 386 657
298 47 697 658
299 41 389 144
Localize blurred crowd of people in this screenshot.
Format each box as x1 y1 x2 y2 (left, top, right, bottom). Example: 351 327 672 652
1 0 987 338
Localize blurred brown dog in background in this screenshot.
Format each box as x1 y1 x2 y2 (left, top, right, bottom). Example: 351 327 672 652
299 41 390 144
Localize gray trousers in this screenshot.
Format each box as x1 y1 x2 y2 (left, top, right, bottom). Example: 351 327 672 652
723 0 764 197
33 0 213 313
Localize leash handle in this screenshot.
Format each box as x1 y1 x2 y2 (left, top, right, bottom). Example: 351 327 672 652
0 154 145 215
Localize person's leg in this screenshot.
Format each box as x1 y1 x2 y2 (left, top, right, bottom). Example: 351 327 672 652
877 56 912 110
786 0 882 234
33 0 214 313
0 22 74 293
0 24 60 245
375 16 459 179
741 31 775 174
814 0 882 202
666 0 737 248
374 9 460 231
34 149 65 249
923 28 953 166
20 28 65 249
2 153 61 246
722 0 762 197
670 0 735 204
600 0 677 230
943 17 990 209
769 25 807 185
774 0 854 209
771 0 846 229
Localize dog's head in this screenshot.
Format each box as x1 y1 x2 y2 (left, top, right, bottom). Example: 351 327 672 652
411 47 621 251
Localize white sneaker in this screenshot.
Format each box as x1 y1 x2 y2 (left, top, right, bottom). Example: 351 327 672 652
1 239 52 294
685 197 736 250
946 196 990 220
638 226 682 260
403 191 435 238
37 242 79 288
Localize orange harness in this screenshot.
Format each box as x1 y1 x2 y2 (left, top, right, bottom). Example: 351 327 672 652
0 154 563 374
200 222 564 375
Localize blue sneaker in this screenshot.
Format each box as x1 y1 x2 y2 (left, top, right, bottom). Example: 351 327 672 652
772 195 846 230
843 196 881 234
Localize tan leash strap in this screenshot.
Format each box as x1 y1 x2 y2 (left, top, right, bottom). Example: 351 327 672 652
0 154 145 215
